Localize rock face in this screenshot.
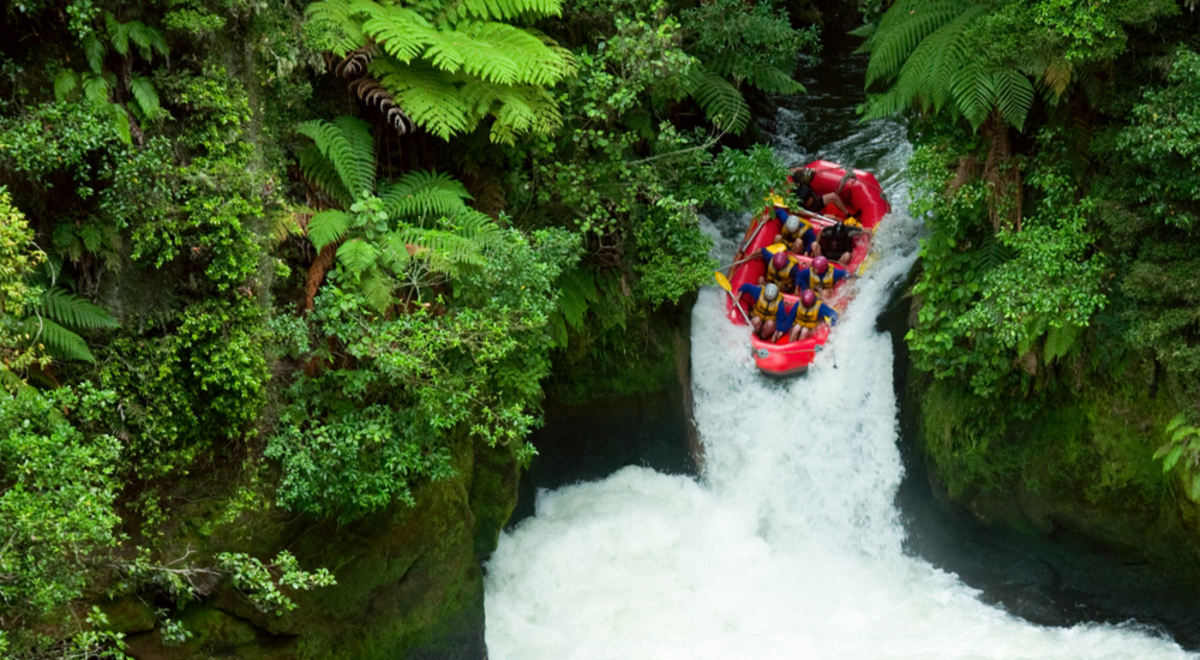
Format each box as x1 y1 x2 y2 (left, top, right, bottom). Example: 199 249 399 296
880 277 1200 646
113 438 518 660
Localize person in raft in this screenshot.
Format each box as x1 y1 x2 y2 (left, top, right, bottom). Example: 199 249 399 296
796 256 849 294
771 214 817 255
788 289 839 341
757 250 799 293
737 282 791 342
814 221 866 266
789 167 854 217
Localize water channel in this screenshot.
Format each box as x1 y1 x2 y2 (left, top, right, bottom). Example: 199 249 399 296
483 44 1197 660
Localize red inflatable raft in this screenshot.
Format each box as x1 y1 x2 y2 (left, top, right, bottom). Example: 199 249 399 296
723 160 890 377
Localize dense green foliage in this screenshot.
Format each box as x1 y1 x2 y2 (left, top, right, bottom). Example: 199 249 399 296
0 0 818 654
860 0 1200 501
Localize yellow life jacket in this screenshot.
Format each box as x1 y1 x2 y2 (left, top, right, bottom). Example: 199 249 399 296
794 301 822 329
753 290 781 321
765 258 795 287
781 218 811 246
809 267 836 291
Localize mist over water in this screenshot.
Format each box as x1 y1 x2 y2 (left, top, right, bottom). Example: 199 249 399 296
484 50 1195 660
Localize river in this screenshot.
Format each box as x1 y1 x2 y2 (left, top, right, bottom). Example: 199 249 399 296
483 46 1196 660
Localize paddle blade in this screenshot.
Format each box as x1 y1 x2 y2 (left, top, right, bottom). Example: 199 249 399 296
713 271 733 292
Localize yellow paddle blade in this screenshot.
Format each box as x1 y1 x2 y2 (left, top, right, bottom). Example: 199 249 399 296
713 271 733 292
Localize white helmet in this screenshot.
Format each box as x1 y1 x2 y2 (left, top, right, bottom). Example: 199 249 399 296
784 215 802 234
764 283 779 300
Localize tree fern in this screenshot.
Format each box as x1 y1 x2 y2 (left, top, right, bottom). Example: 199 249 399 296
337 238 381 276
379 171 472 219
308 210 352 252
461 0 564 22
308 0 573 142
860 0 1035 132
685 67 750 135
298 145 354 208
298 117 377 200
369 60 473 140
860 0 967 87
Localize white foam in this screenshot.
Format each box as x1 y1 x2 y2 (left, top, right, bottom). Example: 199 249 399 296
484 133 1193 660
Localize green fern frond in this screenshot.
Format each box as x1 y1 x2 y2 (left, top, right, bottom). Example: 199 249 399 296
298 116 377 200
380 170 472 220
298 145 353 208
22 317 96 363
379 231 413 272
130 75 163 122
83 73 112 105
555 267 597 329
54 70 79 101
360 3 436 62
83 33 106 73
360 269 395 312
973 234 1014 273
686 67 750 135
37 287 120 330
109 102 132 145
370 60 472 140
992 69 1034 132
105 14 129 58
308 210 352 252
462 0 564 21
743 65 805 95
458 80 562 144
336 238 380 275
861 0 968 87
305 0 371 57
441 209 505 257
126 22 168 61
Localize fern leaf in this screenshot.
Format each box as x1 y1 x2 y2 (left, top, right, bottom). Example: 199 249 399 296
861 0 966 87
379 230 413 272
305 0 370 57
54 70 80 101
462 0 564 21
361 4 436 63
993 69 1034 132
336 238 381 275
1166 413 1187 435
37 288 119 330
380 170 472 220
555 267 597 329
126 22 166 61
360 269 395 312
744 65 805 96
1043 322 1081 364
22 317 96 363
130 75 162 122
109 102 132 145
83 33 106 74
83 73 111 105
1164 444 1185 472
105 13 130 58
688 67 750 135
298 145 353 208
307 210 351 252
298 117 376 200
370 60 472 140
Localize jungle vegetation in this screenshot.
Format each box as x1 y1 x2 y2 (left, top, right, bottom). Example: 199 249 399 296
858 1 1200 507
0 0 818 654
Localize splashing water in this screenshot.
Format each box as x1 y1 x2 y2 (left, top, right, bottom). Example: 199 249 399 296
484 50 1195 660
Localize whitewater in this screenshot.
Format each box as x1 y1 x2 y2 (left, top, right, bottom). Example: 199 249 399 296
484 51 1195 660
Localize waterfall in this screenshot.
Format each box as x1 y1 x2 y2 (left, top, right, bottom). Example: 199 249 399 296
484 52 1195 660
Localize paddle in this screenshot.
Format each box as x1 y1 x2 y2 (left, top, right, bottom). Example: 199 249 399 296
736 217 770 255
718 254 758 272
713 272 754 326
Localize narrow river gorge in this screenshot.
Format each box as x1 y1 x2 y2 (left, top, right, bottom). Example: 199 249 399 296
482 45 1198 660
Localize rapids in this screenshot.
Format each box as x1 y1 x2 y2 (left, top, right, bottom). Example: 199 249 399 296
483 48 1197 660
